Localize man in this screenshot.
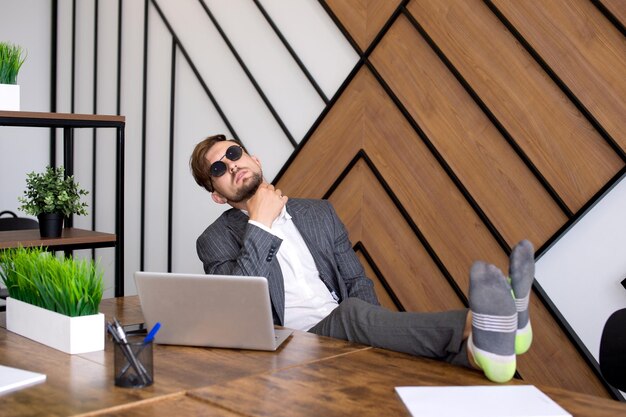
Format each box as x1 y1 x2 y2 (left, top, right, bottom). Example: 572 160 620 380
190 134 534 383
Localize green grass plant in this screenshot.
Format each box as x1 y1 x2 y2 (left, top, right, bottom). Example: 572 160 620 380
0 247 103 317
0 42 26 85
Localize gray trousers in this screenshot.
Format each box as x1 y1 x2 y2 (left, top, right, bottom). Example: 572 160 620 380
308 298 471 368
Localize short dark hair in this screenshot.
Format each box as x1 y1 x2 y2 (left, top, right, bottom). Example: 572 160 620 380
189 134 246 192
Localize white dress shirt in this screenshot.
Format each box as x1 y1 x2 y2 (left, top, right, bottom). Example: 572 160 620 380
247 206 339 331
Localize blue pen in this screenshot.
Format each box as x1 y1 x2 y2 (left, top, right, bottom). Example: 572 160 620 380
143 322 161 344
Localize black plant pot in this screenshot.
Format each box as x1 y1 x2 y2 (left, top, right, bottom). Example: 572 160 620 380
37 213 64 238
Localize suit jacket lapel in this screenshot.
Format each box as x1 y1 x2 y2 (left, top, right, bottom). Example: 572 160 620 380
224 207 286 324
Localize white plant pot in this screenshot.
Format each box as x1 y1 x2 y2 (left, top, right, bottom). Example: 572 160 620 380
0 84 20 111
6 297 104 354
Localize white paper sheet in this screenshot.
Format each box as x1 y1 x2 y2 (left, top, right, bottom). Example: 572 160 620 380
395 385 571 417
0 364 46 395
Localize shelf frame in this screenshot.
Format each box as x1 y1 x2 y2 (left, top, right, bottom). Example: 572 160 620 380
0 111 126 296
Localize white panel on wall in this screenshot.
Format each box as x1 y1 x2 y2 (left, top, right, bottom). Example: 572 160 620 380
94 0 121 298
54 0 73 165
153 0 292 182
0 0 50 215
120 0 147 296
56 0 73 114
258 0 359 99
72 0 95 234
536 174 626 398
143 6 173 273
205 0 325 143
172 49 231 274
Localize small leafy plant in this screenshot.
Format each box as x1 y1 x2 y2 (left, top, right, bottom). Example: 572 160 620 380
0 42 26 85
0 247 103 317
18 166 88 217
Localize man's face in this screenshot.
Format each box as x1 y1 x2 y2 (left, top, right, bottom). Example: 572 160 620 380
205 140 263 204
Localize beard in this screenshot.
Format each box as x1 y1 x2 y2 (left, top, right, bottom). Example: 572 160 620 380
227 171 263 203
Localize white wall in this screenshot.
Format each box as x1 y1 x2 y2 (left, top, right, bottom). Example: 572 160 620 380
536 174 626 399
0 1 51 216
0 0 358 298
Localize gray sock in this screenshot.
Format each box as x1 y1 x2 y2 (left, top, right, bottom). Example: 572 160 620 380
468 261 517 382
509 239 535 354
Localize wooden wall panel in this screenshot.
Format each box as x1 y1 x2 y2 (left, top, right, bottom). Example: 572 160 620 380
357 251 400 312
407 0 624 212
324 0 401 51
275 0 625 399
492 0 626 150
360 163 465 313
370 15 567 248
355 69 507 295
598 0 626 26
328 159 460 312
277 73 364 198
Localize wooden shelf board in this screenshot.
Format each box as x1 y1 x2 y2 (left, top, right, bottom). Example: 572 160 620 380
0 228 116 249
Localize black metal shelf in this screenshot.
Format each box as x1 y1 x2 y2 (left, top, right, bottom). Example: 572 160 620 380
0 111 125 297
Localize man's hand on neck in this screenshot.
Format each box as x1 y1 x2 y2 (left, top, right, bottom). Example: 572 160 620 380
246 182 288 228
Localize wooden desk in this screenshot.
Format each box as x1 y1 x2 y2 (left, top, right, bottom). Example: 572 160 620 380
1 297 625 417
0 297 367 416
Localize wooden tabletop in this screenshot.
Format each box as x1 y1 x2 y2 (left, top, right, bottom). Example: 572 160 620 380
0 297 368 416
0 296 624 417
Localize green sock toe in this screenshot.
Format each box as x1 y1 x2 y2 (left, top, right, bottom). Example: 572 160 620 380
515 322 533 355
469 335 516 383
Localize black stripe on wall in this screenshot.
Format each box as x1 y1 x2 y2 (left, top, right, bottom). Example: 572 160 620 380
590 0 626 37
354 242 405 311
91 0 99 259
195 0 297 148
50 0 58 166
253 0 329 104
140 0 149 270
167 40 177 272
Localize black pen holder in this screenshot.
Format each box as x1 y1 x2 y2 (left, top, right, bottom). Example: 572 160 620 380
113 335 154 388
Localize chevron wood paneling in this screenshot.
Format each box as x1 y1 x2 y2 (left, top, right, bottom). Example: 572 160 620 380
324 0 402 51
277 64 610 396
407 0 624 213
370 14 567 248
276 0 625 399
330 158 465 312
279 69 508 284
491 0 626 151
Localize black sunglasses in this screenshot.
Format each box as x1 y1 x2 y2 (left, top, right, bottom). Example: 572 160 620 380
210 145 243 177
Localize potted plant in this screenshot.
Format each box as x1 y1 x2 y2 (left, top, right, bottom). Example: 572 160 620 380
18 166 89 238
0 246 105 354
0 41 26 111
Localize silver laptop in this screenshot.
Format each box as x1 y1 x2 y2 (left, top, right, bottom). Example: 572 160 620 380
134 272 293 351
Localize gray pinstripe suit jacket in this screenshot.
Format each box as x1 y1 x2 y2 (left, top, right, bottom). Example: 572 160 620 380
196 198 380 326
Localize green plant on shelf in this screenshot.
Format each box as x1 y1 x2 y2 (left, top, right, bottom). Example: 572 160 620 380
0 42 26 85
18 165 89 217
0 247 103 317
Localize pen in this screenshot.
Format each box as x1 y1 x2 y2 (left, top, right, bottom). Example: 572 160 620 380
110 319 151 385
107 321 143 379
143 322 161 344
118 322 160 380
